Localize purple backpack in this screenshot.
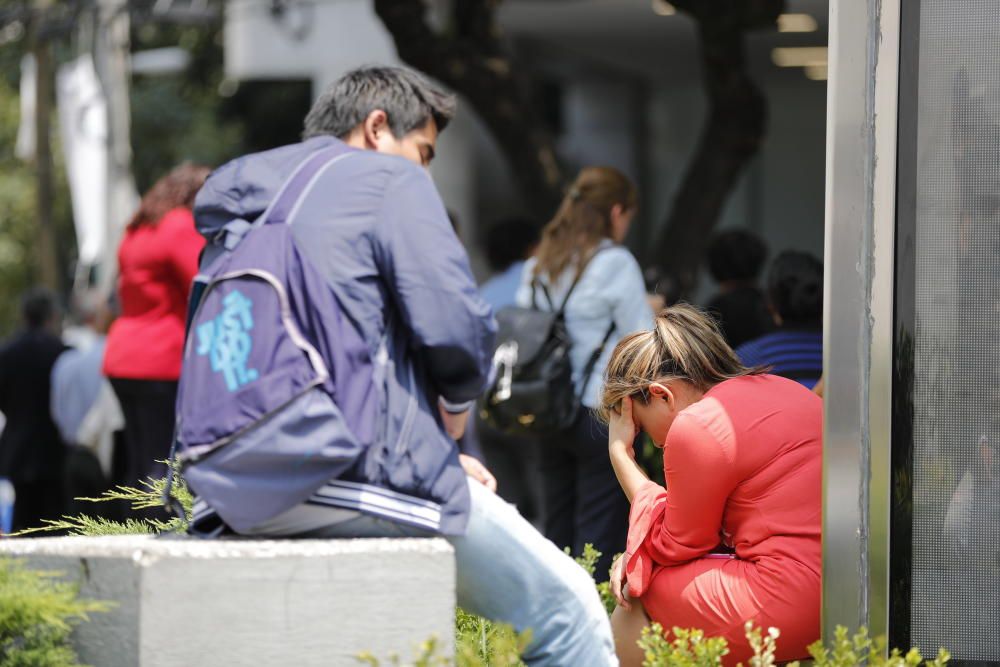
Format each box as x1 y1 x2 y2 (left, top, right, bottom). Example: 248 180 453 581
174 146 377 533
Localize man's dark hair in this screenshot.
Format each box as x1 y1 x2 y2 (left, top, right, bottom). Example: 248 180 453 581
21 287 58 330
303 66 456 140
484 217 540 272
706 229 768 283
767 250 823 328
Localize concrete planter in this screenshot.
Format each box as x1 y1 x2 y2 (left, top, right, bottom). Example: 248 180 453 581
0 535 455 666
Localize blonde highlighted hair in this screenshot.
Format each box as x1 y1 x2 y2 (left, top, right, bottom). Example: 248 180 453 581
533 166 637 281
597 304 763 422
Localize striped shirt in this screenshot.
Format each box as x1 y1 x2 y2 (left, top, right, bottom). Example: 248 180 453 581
735 329 823 389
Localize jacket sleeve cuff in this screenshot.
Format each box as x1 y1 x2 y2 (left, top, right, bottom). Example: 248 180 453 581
439 396 475 414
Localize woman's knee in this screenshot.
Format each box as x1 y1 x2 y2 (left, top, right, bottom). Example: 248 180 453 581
611 601 650 667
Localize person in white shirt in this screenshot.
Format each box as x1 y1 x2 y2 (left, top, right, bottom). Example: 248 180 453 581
516 166 654 579
51 297 124 518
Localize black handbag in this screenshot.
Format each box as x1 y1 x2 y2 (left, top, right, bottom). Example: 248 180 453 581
479 248 616 436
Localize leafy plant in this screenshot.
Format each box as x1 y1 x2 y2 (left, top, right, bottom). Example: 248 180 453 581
569 543 618 616
633 622 951 667
356 636 449 667
804 625 950 667
0 559 111 667
454 609 528 667
744 622 780 667
638 623 730 667
358 612 529 667
15 465 192 538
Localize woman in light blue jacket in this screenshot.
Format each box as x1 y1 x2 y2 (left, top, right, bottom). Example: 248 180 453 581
516 166 654 579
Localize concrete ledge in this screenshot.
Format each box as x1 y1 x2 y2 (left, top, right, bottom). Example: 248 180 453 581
0 535 456 667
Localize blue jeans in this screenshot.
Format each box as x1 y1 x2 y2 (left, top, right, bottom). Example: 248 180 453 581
246 479 618 666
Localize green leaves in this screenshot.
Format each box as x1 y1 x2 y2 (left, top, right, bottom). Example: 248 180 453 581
454 609 529 667
14 462 192 538
638 624 730 667
806 625 950 667
0 559 111 667
358 611 530 666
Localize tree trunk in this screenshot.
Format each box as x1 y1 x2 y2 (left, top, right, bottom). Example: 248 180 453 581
373 0 563 217
32 0 61 292
655 1 782 298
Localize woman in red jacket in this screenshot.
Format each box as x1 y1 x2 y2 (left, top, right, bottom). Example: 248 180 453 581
103 164 208 487
599 304 821 666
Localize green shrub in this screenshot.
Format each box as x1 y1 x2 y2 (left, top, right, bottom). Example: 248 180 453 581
357 610 530 667
638 623 730 667
634 621 951 667
804 625 950 667
454 608 527 666
15 466 192 538
0 559 111 667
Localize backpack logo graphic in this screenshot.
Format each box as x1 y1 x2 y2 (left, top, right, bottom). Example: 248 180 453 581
196 290 260 391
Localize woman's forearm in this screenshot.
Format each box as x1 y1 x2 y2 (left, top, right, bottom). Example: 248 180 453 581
610 445 649 503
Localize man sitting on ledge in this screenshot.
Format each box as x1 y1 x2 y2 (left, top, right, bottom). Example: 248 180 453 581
184 66 616 666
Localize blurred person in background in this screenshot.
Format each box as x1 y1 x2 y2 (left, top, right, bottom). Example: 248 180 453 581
943 433 1000 559
705 229 774 348
516 166 654 580
481 217 540 310
642 265 679 314
52 294 123 518
103 164 209 487
0 288 68 531
478 217 543 524
736 250 824 389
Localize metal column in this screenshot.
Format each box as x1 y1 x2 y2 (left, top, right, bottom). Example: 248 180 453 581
822 0 899 641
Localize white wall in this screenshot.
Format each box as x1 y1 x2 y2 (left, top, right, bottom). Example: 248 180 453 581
224 0 396 83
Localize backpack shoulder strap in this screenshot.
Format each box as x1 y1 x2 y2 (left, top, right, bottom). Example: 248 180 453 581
260 145 355 227
530 279 554 311
213 145 355 252
577 320 616 402
555 244 613 315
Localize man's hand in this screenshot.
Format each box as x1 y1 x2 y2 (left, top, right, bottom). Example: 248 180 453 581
459 454 497 492
609 553 631 611
439 403 471 440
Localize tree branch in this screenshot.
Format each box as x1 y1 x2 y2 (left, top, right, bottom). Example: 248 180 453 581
654 0 783 297
374 0 563 216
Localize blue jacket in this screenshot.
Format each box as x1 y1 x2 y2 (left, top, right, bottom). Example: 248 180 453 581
192 136 496 535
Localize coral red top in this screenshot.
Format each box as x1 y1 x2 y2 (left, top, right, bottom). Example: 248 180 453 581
103 207 204 381
625 374 822 665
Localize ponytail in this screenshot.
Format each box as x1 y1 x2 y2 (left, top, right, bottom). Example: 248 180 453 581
598 304 763 422
533 166 636 281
